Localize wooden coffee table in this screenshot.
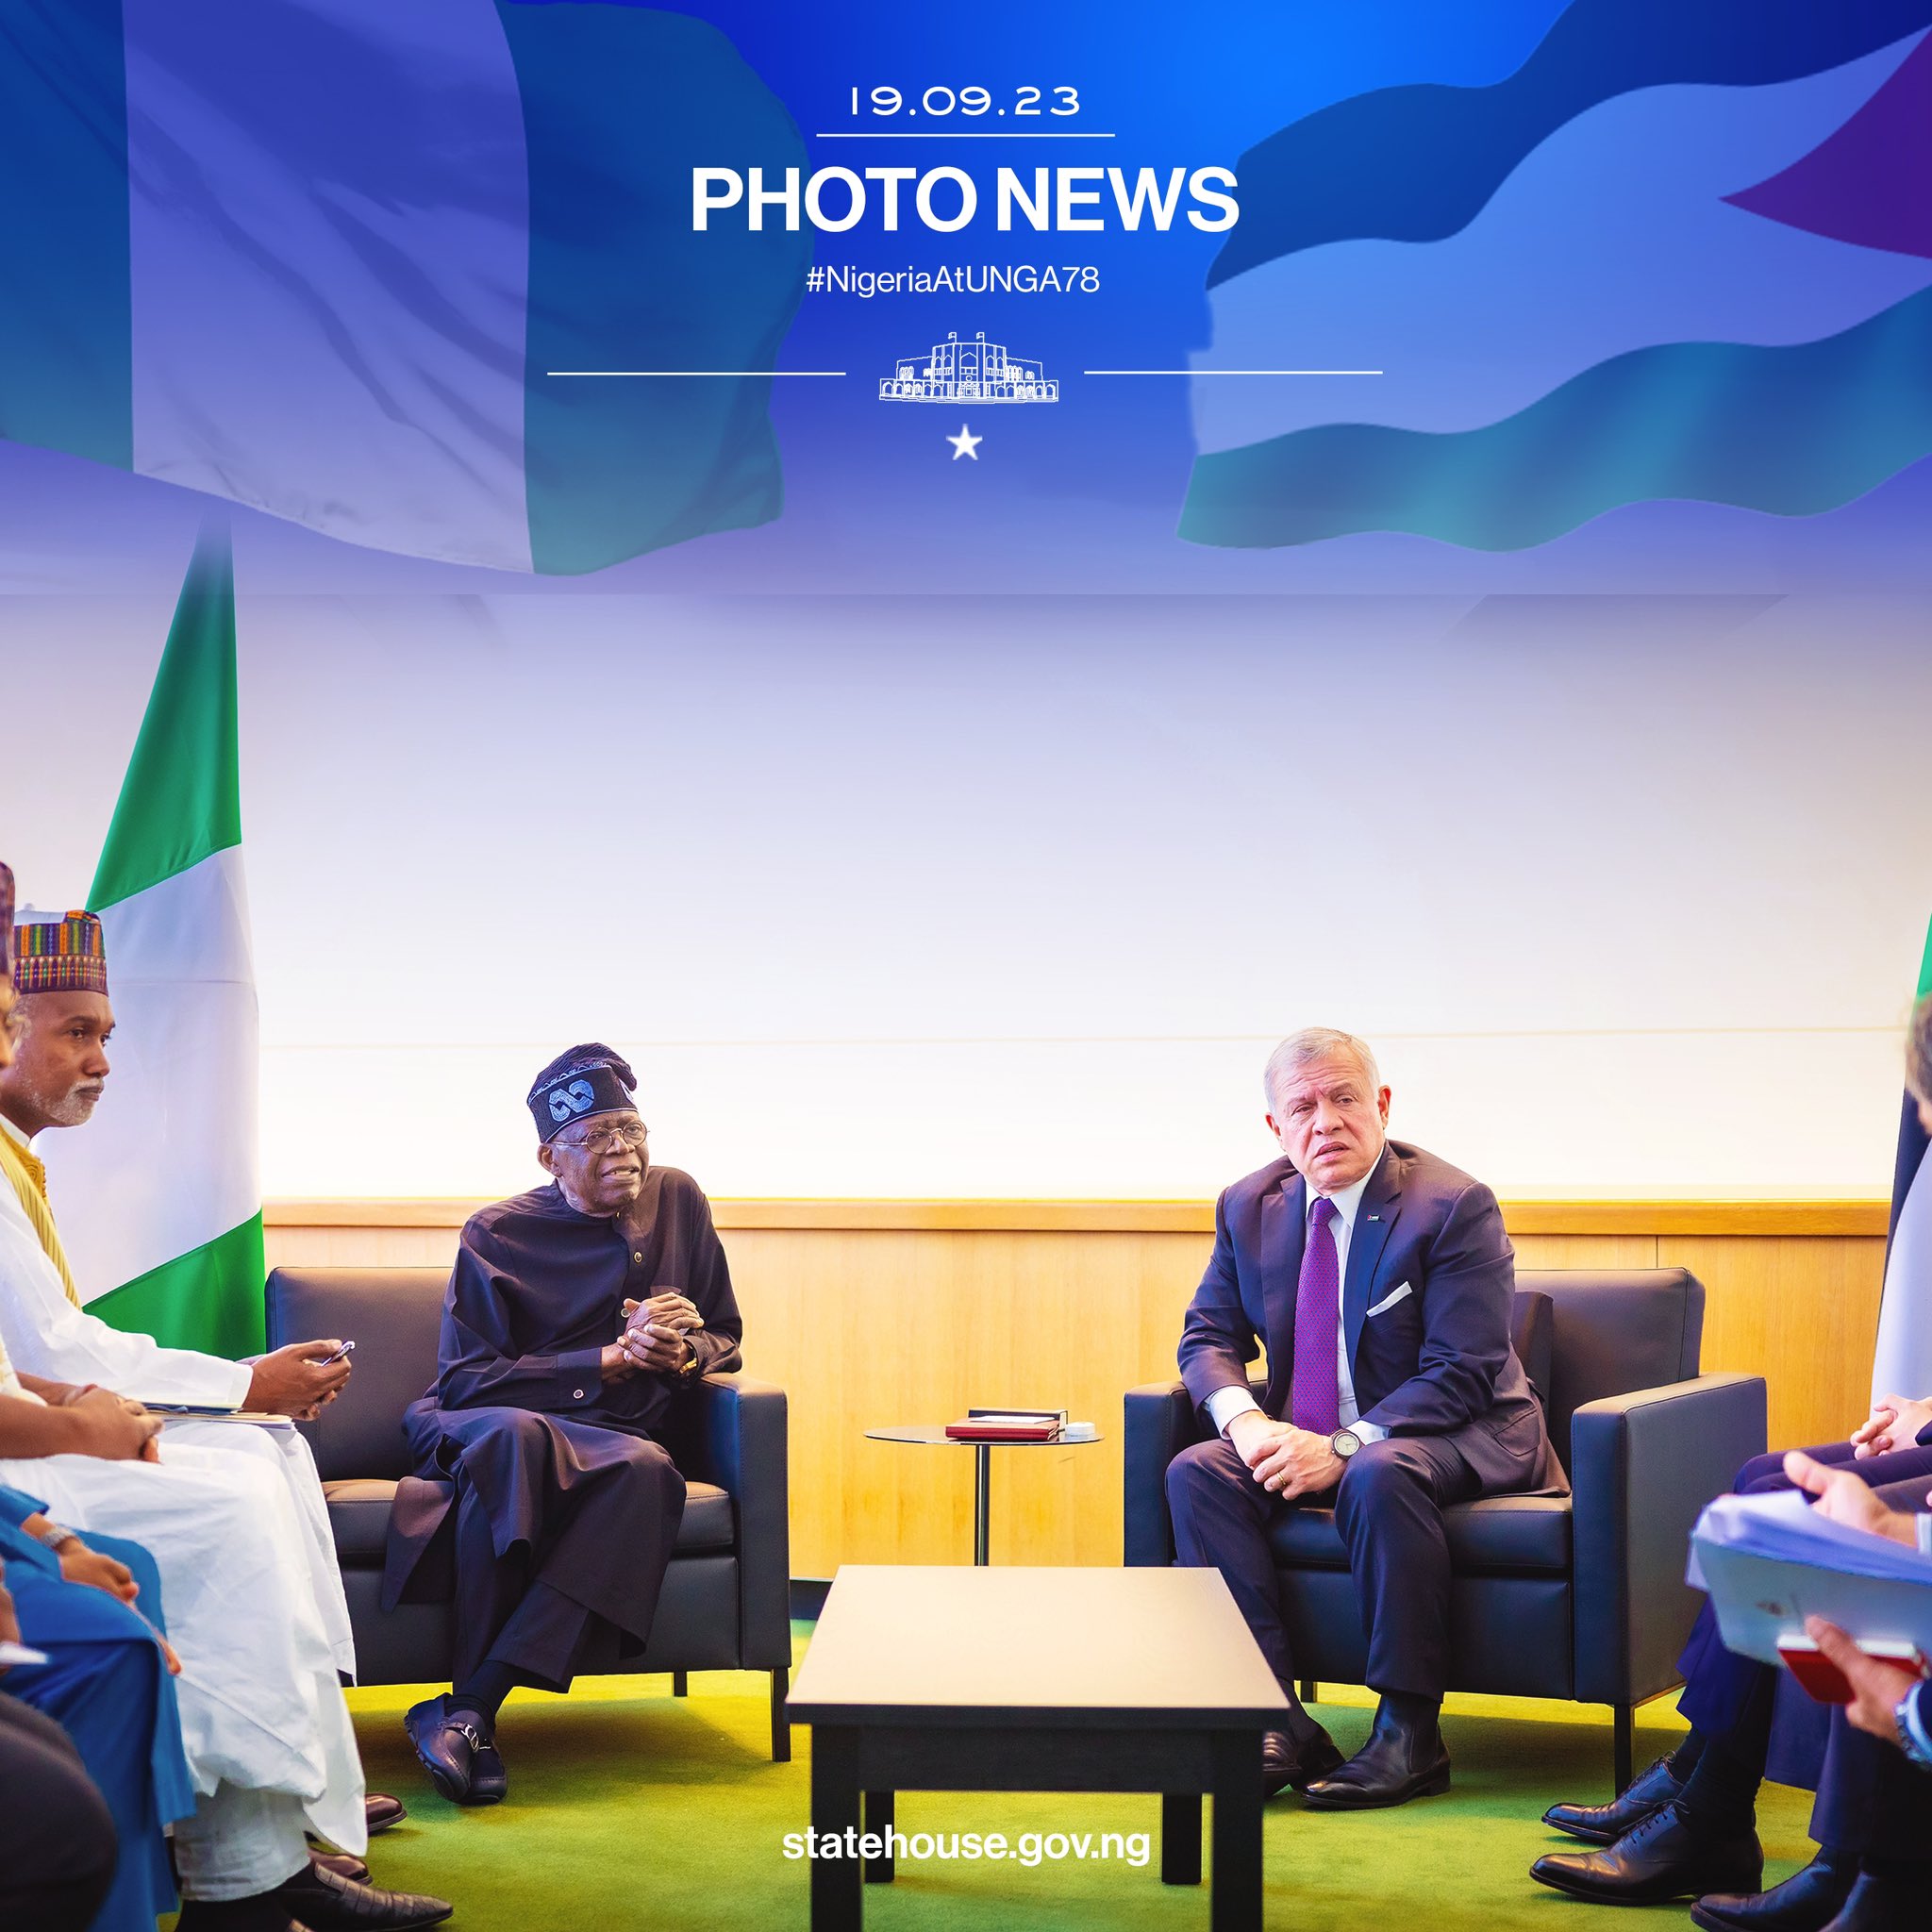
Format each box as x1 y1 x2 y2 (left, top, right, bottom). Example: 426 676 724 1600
787 1565 1289 1930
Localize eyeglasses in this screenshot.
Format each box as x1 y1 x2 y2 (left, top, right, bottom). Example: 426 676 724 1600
552 1119 649 1155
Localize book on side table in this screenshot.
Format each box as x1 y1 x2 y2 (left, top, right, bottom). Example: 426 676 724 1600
945 1407 1068 1442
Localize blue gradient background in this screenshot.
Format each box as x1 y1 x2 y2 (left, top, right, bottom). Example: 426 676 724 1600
1 2 1928 1201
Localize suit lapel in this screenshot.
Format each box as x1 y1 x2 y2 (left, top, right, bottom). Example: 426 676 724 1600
1342 1148 1402 1370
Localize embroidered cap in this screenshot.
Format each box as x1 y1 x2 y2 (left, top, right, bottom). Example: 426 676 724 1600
526 1041 639 1143
12 910 108 996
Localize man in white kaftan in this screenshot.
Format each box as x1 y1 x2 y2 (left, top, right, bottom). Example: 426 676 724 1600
0 904 446 1929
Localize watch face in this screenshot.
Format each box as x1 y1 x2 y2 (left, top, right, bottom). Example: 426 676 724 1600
1333 1429 1361 1458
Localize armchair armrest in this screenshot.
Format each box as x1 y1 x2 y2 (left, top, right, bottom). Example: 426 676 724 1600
1123 1376 1266 1567
1570 1372 1766 1707
691 1374 791 1671
1124 1380 1195 1567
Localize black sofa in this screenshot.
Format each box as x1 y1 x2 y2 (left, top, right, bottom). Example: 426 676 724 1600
265 1266 793 1759
1124 1269 1765 1789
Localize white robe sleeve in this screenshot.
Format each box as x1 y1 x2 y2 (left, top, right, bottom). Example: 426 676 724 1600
0 1181 251 1407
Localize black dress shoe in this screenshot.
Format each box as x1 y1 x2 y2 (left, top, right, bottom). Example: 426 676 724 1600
1544 1755 1685 1844
274 1859 453 1929
404 1693 506 1806
1530 1800 1762 1905
310 1852 372 1885
1690 1848 1857 1932
1303 1697 1450 1810
365 1794 408 1834
1261 1725 1345 1798
1818 1871 1921 1932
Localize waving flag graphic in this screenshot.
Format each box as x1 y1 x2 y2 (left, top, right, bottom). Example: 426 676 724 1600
0 0 809 574
1183 4 1932 553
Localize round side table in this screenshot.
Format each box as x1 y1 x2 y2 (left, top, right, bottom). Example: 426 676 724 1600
864 1423 1102 1564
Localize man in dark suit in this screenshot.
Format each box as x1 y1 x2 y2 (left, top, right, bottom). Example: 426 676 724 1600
1166 1027 1561 1808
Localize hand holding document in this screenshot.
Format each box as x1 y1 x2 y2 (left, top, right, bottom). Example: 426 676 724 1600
1690 1473 1932 1702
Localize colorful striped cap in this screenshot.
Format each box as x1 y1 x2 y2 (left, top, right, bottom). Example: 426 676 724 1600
0 865 12 987
12 910 108 996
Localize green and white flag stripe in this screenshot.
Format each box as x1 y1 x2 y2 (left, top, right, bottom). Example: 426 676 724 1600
0 0 808 574
42 522 265 1356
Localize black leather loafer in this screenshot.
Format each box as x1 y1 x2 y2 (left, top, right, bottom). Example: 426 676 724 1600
1262 1725 1345 1798
404 1693 505 1806
1303 1699 1450 1810
1530 1801 1762 1905
274 1859 453 1929
1690 1847 1857 1931
1544 1755 1685 1844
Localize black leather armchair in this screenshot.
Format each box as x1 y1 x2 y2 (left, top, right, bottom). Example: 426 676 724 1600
1124 1269 1765 1789
265 1266 793 1759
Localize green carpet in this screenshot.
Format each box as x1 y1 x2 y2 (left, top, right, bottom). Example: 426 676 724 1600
177 1627 1820 1931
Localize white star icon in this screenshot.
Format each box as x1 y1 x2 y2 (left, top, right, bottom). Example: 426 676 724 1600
946 423 982 460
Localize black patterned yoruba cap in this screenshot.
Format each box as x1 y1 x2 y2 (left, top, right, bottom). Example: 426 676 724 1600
526 1041 638 1143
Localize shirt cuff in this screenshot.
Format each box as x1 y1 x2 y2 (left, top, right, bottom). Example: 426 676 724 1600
1205 1386 1262 1437
555 1348 605 1407
1918 1513 1932 1557
1350 1419 1390 1444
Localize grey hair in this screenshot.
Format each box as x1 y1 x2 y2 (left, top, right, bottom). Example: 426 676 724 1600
1263 1028 1381 1115
1907 993 1932 1108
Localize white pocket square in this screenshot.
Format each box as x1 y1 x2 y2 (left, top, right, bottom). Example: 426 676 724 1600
1366 1281 1413 1318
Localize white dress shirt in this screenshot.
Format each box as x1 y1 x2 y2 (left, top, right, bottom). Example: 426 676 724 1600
1206 1147 1391 1444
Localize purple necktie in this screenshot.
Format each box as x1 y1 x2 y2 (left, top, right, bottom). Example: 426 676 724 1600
1291 1195 1341 1437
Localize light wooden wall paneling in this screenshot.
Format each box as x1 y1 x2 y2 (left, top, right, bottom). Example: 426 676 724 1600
260 1200 1892 1574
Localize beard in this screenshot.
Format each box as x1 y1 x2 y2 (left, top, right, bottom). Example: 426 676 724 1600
43 1079 105 1126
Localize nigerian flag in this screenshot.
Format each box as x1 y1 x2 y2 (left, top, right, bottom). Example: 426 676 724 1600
1870 916 1932 1403
42 523 263 1355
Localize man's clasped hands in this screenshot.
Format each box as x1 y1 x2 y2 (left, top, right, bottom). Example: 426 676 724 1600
598 1291 702 1382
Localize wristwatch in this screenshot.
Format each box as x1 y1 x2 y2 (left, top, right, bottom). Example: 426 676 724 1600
31 1520 78 1552
1329 1428 1363 1461
1898 1690 1932 1772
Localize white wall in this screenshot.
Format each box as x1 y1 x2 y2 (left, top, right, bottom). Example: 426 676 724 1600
5 584 1927 1200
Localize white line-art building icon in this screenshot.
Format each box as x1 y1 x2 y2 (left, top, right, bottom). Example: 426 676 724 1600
880 330 1058 404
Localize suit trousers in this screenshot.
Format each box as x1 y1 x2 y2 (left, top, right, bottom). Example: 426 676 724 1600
0 1690 115 1931
1810 1702 1932 1859
1167 1430 1481 1700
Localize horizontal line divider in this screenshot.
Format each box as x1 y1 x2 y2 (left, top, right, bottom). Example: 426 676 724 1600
812 132 1116 139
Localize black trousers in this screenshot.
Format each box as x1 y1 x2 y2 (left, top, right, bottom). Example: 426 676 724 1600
0 1691 116 1930
444 1407 688 1690
1166 1431 1481 1699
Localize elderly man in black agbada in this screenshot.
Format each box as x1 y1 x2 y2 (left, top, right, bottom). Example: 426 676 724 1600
390 1044 742 1805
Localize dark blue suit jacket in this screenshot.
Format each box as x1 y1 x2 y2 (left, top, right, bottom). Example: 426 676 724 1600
1178 1140 1561 1493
